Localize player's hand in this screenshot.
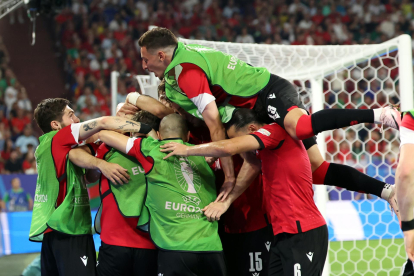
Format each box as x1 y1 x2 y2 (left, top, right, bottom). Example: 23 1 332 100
404 230 414 262
202 201 231 222
98 161 130 185
215 177 236 202
117 102 139 118
160 142 189 159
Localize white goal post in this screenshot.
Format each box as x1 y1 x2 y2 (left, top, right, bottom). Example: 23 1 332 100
111 34 413 275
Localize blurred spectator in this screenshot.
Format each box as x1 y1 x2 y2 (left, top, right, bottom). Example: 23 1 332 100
236 27 255 43
11 107 31 135
5 150 22 174
17 87 32 112
15 126 38 155
1 177 33 212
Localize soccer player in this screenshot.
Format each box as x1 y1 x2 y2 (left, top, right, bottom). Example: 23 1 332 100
96 113 227 276
396 110 414 275
73 110 160 276
30 98 153 276
136 27 399 210
161 108 328 275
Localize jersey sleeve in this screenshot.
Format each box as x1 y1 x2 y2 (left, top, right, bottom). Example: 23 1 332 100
176 63 216 114
125 137 156 173
250 124 286 150
51 124 84 179
400 113 414 146
95 143 111 160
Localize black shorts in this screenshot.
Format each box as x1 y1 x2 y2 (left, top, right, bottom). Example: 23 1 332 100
96 241 157 276
402 259 414 276
221 225 273 276
157 250 227 276
254 74 306 129
41 230 97 276
268 225 328 276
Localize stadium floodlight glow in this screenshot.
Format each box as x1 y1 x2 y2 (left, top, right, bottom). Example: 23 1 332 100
111 34 413 275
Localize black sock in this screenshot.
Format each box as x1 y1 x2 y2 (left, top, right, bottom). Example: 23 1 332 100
311 109 374 135
324 163 383 197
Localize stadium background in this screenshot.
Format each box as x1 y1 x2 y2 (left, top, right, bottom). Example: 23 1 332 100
0 0 412 275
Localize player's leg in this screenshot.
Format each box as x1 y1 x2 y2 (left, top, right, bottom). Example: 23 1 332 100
52 231 97 276
157 251 198 276
40 232 59 276
302 137 400 219
96 242 133 276
222 225 272 276
198 252 227 276
271 225 328 276
256 75 400 140
132 248 158 276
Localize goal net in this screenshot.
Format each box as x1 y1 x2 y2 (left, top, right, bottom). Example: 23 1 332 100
175 35 413 276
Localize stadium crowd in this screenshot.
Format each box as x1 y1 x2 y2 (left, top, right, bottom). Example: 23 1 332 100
0 36 37 176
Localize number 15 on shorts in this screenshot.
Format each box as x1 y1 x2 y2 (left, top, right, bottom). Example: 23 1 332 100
249 252 263 273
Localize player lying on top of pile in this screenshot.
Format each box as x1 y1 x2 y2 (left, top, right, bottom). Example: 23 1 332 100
137 27 400 212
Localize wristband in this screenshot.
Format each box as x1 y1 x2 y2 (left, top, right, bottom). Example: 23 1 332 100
116 103 124 113
128 92 141 106
401 219 414 232
139 123 152 134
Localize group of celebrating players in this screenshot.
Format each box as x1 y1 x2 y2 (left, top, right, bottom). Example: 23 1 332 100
29 27 414 276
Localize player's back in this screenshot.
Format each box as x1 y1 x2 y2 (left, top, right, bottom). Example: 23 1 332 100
253 123 326 235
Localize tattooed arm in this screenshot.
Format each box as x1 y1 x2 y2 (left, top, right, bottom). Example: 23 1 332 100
78 116 151 141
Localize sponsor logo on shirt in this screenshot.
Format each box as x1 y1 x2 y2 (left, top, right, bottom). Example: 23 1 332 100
227 56 238 70
80 256 88 266
257 128 271 136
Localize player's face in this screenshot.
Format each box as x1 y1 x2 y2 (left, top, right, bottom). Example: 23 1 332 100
141 47 167 78
60 106 80 128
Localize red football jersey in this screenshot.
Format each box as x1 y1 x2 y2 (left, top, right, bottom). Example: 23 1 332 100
177 63 258 114
251 123 326 235
96 143 155 249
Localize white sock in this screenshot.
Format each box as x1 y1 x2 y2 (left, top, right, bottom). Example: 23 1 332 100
373 108 383 124
380 183 393 200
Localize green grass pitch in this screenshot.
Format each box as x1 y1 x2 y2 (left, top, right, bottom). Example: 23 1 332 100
329 239 407 276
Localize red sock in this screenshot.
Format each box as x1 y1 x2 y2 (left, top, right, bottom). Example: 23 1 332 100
312 161 330 184
295 114 314 140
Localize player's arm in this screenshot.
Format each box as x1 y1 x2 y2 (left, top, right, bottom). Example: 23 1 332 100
77 116 152 141
161 134 261 158
203 151 261 221
69 145 130 185
126 92 174 119
27 194 33 210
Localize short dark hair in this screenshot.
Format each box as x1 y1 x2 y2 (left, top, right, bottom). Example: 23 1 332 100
34 98 70 134
225 108 264 131
138 27 178 51
132 110 161 131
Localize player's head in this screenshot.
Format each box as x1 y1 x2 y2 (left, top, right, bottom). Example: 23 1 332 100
138 27 177 78
225 108 265 138
158 113 189 141
131 110 161 137
34 98 80 134
11 177 21 190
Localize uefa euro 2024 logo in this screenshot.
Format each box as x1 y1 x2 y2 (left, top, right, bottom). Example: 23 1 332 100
174 157 202 206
